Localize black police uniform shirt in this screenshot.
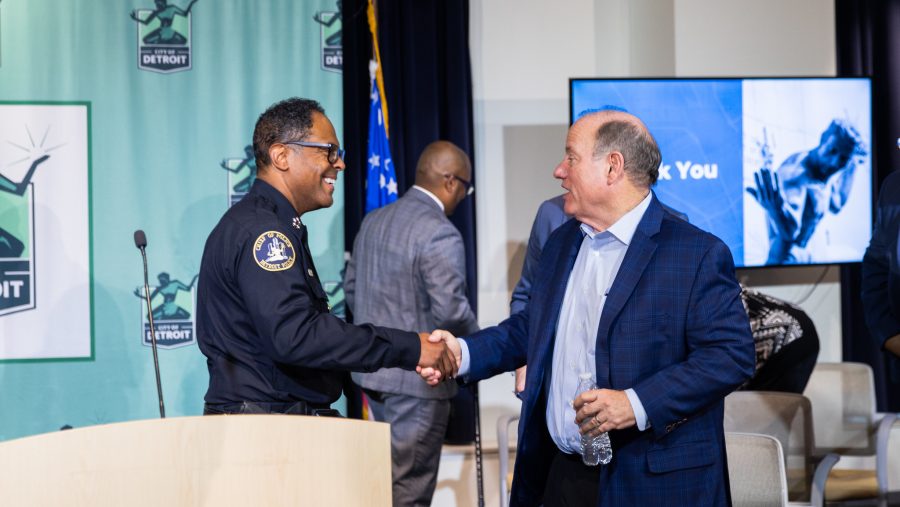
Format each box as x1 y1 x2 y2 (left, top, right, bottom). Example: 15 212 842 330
197 179 421 406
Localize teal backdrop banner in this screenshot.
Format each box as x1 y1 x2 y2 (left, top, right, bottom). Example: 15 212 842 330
0 0 346 440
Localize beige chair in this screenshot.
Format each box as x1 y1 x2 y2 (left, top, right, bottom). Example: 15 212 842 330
724 391 840 507
497 414 519 507
726 432 789 507
803 361 898 505
890 425 900 502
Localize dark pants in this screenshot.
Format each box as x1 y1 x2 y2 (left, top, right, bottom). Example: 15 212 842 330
543 449 601 507
203 401 340 417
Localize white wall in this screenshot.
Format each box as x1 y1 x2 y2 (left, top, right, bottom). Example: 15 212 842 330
674 0 836 77
472 0 837 337
434 1 839 505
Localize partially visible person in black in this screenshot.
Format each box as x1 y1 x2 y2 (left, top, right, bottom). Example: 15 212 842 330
197 98 456 416
738 287 819 393
861 170 900 383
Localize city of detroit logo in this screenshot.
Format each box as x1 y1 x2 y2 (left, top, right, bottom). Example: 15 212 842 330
131 0 198 73
0 161 38 316
0 103 91 361
313 4 342 73
0 126 60 316
134 272 198 349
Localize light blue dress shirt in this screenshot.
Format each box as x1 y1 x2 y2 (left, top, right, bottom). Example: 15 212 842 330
459 192 652 453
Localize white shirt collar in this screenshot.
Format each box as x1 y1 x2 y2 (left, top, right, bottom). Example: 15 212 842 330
412 185 445 212
580 191 652 246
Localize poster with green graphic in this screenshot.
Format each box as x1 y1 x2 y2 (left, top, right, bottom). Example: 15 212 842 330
0 0 345 441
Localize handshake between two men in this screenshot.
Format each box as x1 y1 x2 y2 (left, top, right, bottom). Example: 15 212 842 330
415 330 638 436
415 331 461 384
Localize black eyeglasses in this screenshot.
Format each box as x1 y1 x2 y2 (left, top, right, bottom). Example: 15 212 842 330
283 141 345 164
447 174 475 196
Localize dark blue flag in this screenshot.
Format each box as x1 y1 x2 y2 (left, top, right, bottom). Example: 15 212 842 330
365 80 397 213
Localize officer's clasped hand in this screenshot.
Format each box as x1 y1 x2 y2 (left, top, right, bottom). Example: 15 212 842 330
416 330 461 385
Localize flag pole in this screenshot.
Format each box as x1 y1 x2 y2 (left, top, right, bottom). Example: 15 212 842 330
367 0 388 134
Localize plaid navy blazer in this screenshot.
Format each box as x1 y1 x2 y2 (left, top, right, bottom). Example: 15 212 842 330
465 194 755 506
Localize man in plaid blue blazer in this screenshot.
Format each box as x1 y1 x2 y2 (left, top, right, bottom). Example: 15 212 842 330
424 109 755 506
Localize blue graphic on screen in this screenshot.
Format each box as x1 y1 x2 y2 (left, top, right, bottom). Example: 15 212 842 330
570 78 872 268
741 79 871 267
572 80 744 263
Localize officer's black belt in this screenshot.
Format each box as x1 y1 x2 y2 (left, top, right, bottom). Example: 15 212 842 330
203 401 340 417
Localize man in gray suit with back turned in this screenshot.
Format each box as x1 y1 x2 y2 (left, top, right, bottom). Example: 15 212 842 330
345 140 479 506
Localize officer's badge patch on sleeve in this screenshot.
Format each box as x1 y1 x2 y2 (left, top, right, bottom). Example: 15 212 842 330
253 231 296 271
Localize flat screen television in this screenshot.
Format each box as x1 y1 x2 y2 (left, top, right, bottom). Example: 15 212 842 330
569 77 872 268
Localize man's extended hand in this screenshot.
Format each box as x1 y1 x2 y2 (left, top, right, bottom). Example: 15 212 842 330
748 167 799 241
748 167 783 214
417 330 461 385
574 389 636 437
417 332 458 385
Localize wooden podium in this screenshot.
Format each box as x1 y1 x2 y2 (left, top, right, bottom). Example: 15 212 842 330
0 415 391 506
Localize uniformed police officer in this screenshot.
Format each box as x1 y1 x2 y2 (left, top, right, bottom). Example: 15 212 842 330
197 97 456 415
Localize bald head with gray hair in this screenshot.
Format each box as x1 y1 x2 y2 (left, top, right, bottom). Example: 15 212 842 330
583 110 661 188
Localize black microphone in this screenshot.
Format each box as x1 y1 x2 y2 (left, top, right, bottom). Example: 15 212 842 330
134 230 147 249
134 229 166 418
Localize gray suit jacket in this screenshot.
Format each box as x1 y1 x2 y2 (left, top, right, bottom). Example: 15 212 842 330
346 187 479 399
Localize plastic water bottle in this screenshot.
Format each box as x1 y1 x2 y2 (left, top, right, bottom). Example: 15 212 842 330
575 373 613 466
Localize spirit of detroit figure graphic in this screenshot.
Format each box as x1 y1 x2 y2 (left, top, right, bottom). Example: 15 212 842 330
134 272 198 320
266 237 288 262
130 0 198 45
747 119 867 264
312 0 342 46
221 145 256 194
0 155 49 257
